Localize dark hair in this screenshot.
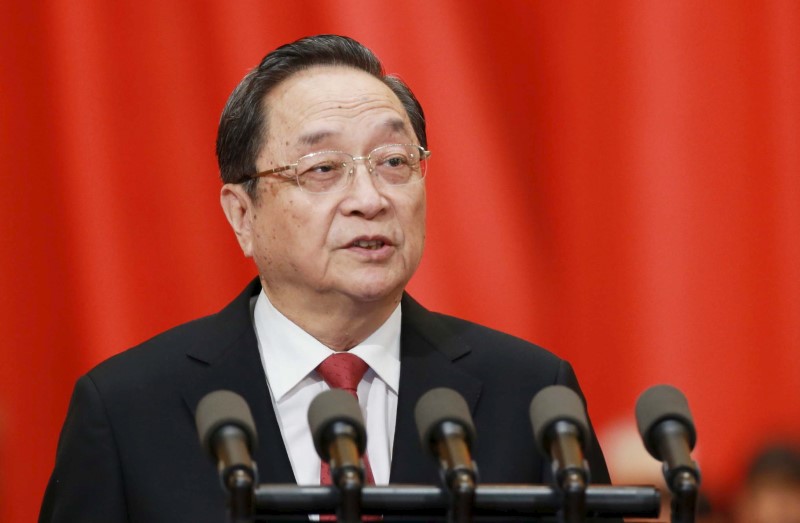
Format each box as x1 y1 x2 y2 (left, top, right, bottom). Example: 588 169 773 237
746 443 800 486
216 34 427 198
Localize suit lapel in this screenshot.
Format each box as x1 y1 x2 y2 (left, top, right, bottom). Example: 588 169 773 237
179 279 296 484
176 284 483 487
390 294 483 484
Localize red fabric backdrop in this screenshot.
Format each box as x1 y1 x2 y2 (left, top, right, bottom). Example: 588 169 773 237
2 1 799 521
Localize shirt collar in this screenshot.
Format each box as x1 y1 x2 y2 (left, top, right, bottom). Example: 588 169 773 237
254 290 401 401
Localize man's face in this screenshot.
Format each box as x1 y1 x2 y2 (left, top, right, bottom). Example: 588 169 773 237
239 66 426 310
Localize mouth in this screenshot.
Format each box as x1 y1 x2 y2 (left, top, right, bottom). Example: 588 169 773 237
351 239 387 250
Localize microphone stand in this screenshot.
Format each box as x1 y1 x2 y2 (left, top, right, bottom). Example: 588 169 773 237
656 420 700 523
226 469 255 523
435 421 477 523
448 470 475 523
334 467 362 523
560 471 586 523
549 421 588 523
326 422 364 523
211 425 257 523
669 471 698 523
252 484 661 519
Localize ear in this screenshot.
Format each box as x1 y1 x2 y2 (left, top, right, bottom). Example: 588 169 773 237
220 183 257 258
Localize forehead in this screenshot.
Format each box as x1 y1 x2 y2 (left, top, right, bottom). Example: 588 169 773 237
263 66 414 150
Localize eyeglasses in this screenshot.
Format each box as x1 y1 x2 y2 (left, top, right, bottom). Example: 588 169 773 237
249 143 431 194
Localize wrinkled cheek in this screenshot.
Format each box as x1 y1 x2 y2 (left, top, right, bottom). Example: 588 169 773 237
251 221 284 273
411 197 427 263
252 244 273 272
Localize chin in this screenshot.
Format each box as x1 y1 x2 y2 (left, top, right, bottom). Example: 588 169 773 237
333 263 414 303
347 287 401 304
343 277 407 304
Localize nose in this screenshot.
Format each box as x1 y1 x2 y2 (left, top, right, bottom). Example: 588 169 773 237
339 160 387 219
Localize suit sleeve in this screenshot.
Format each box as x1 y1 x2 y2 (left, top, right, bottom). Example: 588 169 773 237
39 374 129 523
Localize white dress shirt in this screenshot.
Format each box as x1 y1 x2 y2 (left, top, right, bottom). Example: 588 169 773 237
253 290 401 486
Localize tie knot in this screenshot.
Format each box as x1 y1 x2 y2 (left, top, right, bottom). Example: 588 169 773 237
316 353 369 396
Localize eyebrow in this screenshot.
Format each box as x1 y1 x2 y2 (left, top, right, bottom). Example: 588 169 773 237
297 131 334 147
295 118 411 148
381 118 409 134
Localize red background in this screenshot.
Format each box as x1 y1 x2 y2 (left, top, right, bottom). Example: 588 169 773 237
2 1 799 521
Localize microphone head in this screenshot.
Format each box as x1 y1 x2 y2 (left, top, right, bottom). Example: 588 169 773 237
307 389 367 460
529 385 591 454
195 390 258 455
414 387 477 453
635 384 697 459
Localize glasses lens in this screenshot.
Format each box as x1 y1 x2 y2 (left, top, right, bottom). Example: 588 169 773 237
371 144 427 185
295 152 351 193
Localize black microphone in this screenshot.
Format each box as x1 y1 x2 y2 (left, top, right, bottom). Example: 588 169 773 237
195 390 258 521
415 387 478 487
308 389 367 489
415 388 477 523
530 386 591 523
635 385 700 492
529 385 591 492
308 389 368 523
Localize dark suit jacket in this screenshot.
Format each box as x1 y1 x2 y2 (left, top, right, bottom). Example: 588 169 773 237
40 279 615 522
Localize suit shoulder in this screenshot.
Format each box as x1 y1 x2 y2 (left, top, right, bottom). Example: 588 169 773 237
427 310 564 369
85 280 259 389
87 308 241 402
106 309 221 363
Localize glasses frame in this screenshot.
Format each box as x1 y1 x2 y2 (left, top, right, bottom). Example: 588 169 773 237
248 143 431 194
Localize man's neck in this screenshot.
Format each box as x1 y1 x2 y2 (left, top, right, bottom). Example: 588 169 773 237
260 281 402 351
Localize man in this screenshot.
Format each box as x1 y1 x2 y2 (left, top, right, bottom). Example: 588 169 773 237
40 35 615 522
731 444 800 523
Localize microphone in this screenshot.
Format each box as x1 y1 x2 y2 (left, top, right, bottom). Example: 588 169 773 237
529 385 591 490
529 385 590 523
415 387 478 487
635 385 700 492
195 390 258 520
308 388 368 489
415 388 477 523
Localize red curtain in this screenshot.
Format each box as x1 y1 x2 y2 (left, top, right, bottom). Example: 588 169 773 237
2 1 798 520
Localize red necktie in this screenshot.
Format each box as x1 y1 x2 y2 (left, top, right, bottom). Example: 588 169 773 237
315 353 376 486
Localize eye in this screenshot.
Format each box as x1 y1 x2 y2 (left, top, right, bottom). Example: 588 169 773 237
383 154 410 168
298 152 347 176
374 145 412 169
307 161 340 174
295 152 350 191
299 161 346 184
